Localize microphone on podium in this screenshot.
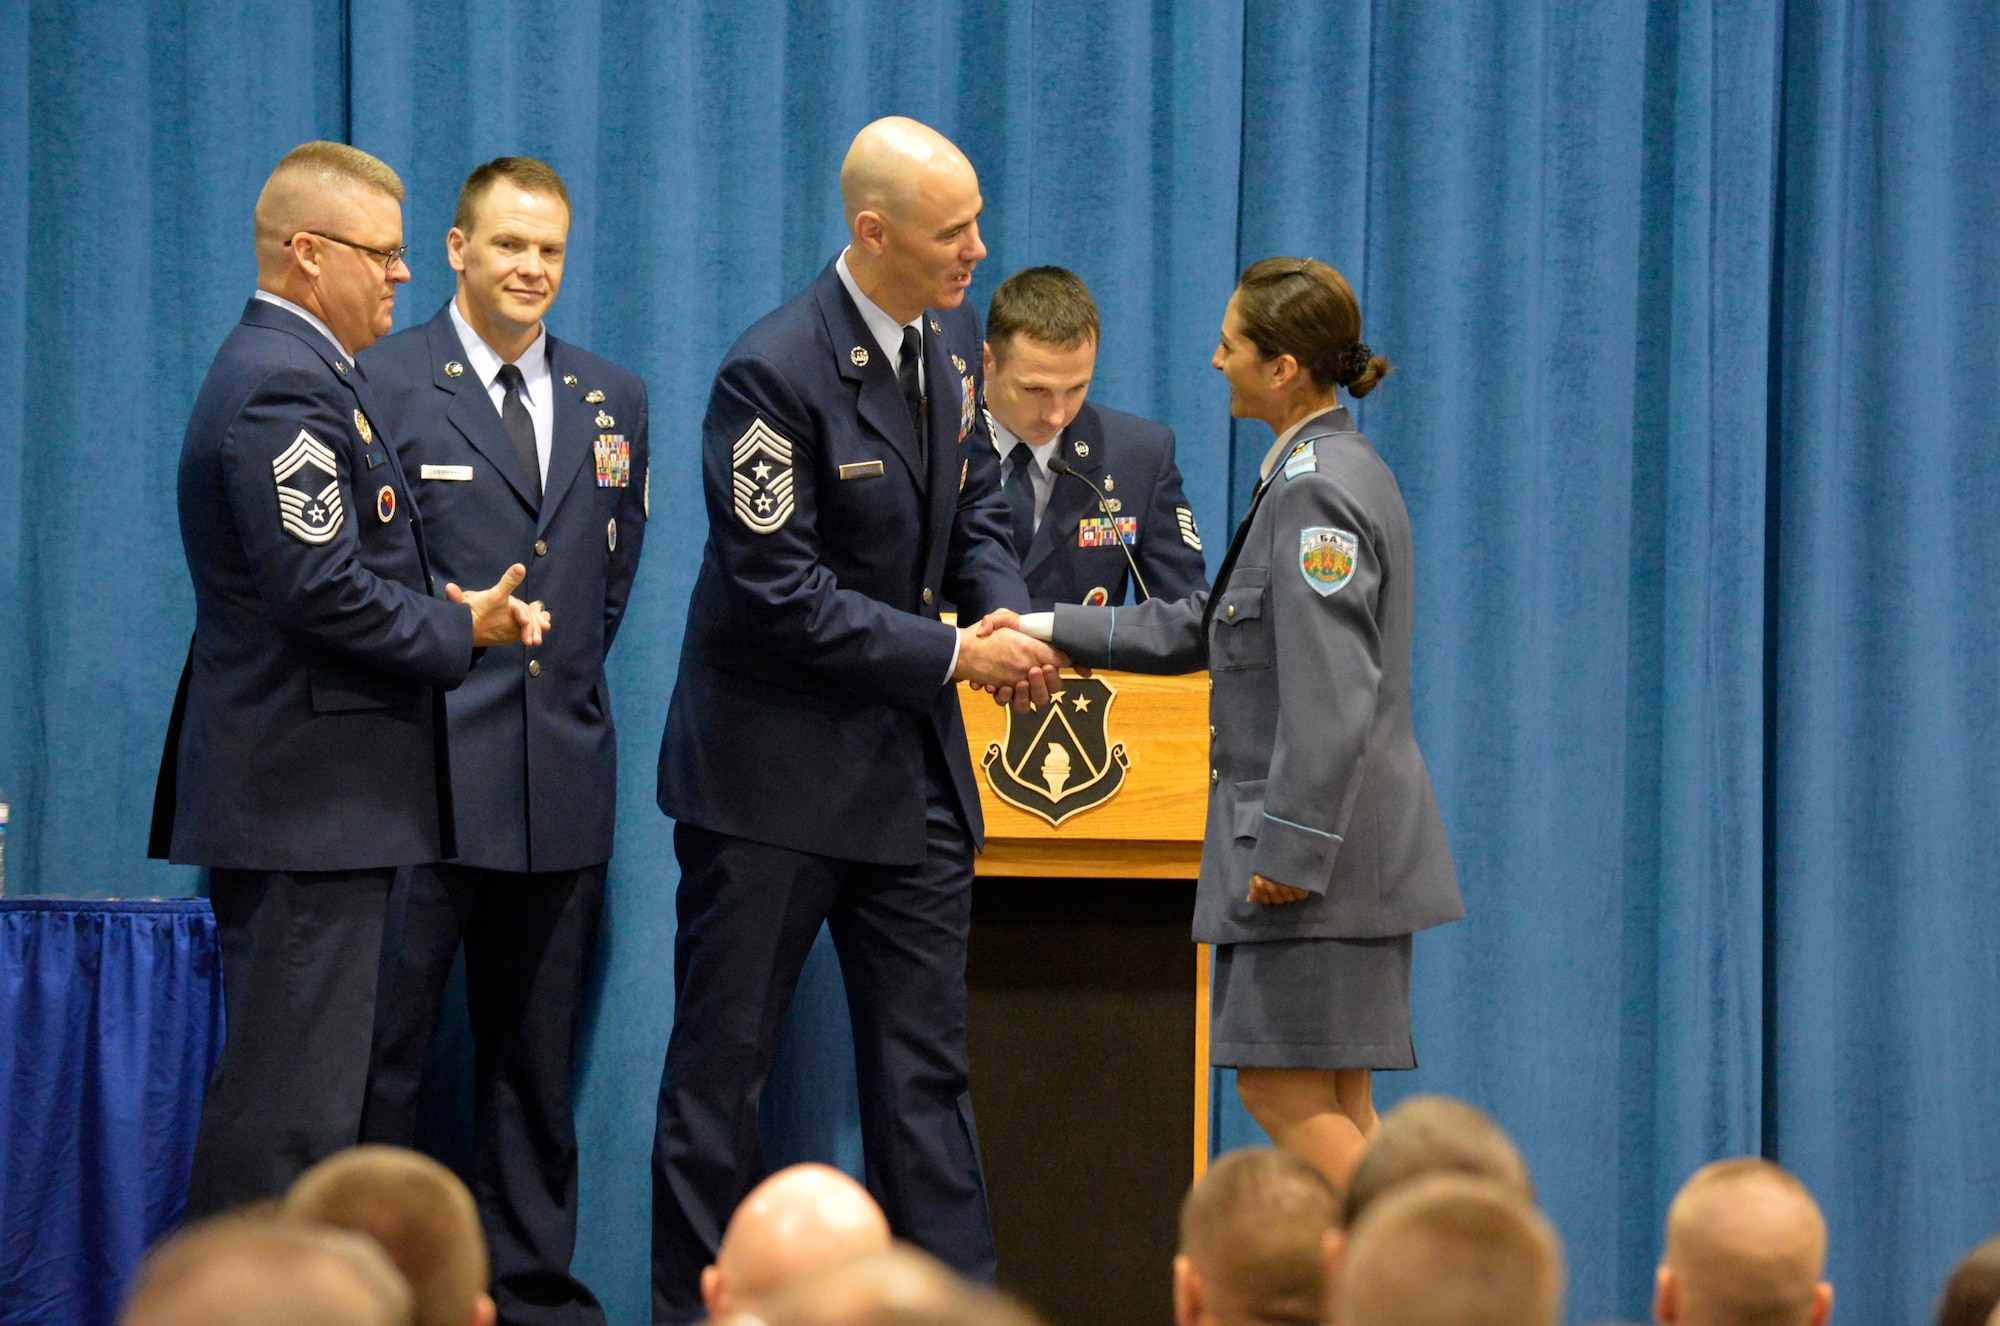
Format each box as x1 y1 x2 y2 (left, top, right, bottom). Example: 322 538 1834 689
1049 456 1151 602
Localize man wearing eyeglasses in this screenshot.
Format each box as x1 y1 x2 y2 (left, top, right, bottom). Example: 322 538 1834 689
150 140 547 1216
355 157 647 1326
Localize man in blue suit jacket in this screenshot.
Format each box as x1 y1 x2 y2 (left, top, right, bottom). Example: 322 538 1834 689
149 143 543 1217
357 157 647 1326
980 266 1209 609
652 117 1063 1324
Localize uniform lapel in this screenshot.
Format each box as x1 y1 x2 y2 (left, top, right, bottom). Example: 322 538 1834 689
1021 405 1104 578
432 310 540 516
536 337 593 535
817 266 926 488
1202 407 1356 634
349 366 436 581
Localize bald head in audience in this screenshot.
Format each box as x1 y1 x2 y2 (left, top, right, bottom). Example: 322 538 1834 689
1342 1095 1535 1230
120 1213 412 1326
702 1163 894 1320
1654 1159 1831 1326
1939 1235 2000 1326
1341 1174 1564 1326
284 1146 494 1326
1176 1147 1343 1326
759 1244 1008 1326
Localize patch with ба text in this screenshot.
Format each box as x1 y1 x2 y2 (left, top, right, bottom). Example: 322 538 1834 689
1299 526 1357 595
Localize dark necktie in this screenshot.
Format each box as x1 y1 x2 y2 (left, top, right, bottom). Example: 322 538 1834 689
898 324 927 469
1004 447 1037 559
495 362 542 507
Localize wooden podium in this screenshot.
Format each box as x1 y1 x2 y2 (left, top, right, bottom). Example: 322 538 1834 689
957 670 1213 1326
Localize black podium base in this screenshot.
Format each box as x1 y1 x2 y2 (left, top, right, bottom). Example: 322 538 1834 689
968 877 1198 1326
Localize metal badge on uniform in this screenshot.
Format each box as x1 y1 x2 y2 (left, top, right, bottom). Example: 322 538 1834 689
445 361 465 378
952 354 967 373
839 460 885 481
1078 517 1137 547
377 485 397 523
1299 527 1357 596
563 374 579 387
959 458 968 492
1101 498 1122 514
594 434 631 487
334 360 346 375
957 374 976 443
586 389 605 404
596 410 615 428
850 346 870 367
928 318 942 335
607 517 618 551
420 464 474 481
732 417 794 533
1103 475 1115 491
1073 440 1090 458
1177 505 1202 551
273 429 343 544
1083 586 1110 606
353 409 373 443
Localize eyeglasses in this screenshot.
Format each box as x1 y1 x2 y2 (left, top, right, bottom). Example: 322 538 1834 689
292 231 410 273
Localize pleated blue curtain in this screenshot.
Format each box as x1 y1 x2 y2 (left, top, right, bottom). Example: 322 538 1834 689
1770 3 2000 1323
4 2 2000 1324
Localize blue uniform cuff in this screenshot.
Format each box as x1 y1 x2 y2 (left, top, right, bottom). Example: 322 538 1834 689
1250 814 1342 895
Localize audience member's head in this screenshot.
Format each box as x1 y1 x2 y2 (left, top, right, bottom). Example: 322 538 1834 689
1654 1159 1831 1326
1342 1096 1535 1230
1176 1147 1343 1326
120 1213 412 1326
760 1244 1000 1326
284 1145 494 1326
702 1163 894 1320
1340 1174 1564 1326
1937 1234 2000 1326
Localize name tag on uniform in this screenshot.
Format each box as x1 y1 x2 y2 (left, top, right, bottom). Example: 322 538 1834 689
839 460 885 481
420 464 474 481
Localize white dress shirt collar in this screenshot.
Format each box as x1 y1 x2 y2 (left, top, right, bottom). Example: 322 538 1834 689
836 248 925 386
449 296 549 400
1259 404 1341 482
986 409 1062 477
253 289 352 366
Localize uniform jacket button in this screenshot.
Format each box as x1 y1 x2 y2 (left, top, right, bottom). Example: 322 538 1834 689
534 540 548 556
528 660 541 677
1210 768 1219 786
1226 603 1236 618
922 587 934 605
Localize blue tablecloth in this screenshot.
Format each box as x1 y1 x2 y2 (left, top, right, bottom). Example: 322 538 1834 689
0 898 223 1326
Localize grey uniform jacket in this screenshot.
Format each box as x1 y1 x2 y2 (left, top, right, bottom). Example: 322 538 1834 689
1052 407 1462 944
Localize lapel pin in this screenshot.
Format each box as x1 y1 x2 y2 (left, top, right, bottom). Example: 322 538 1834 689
1103 475 1115 491
353 410 373 443
586 389 605 403
377 485 396 522
851 346 870 367
334 360 346 375
445 361 464 378
952 354 967 373
607 517 618 552
596 410 615 428
563 373 579 387
1074 440 1090 458
928 318 942 335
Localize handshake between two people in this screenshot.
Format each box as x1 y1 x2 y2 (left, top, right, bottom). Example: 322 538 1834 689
952 608 1089 713
448 563 552 648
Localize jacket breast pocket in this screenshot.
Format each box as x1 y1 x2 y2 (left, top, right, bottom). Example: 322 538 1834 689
1209 570 1273 671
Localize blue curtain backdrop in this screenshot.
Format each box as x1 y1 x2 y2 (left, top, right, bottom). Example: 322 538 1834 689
2 2 1997 1323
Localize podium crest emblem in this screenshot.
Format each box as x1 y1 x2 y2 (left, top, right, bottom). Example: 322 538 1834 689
981 676 1130 826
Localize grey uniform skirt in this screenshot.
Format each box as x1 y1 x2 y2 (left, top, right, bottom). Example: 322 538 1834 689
1210 934 1416 1071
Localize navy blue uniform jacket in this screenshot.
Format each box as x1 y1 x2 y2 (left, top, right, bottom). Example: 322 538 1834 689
658 261 1032 866
151 298 474 871
359 305 649 874
1013 401 1209 609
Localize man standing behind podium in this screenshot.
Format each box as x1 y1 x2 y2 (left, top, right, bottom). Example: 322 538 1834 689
652 116 1060 1323
358 156 648 1326
982 266 1208 609
151 142 544 1216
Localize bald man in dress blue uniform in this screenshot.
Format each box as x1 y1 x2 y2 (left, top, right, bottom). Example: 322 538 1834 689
149 142 544 1216
980 266 1208 609
651 117 1064 1324
358 157 646 1326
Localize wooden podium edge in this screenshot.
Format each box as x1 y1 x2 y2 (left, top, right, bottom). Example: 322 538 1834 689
1195 943 1212 1180
974 838 1202 879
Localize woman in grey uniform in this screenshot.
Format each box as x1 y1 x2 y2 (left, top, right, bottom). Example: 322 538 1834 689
991 258 1463 1184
